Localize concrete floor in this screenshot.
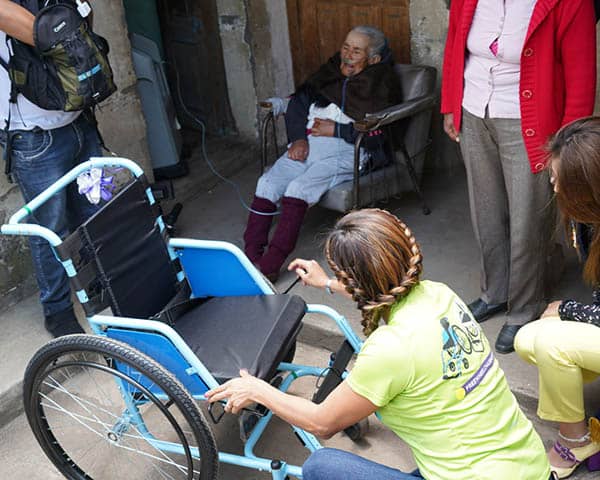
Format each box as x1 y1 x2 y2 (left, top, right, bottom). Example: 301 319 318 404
1 146 599 479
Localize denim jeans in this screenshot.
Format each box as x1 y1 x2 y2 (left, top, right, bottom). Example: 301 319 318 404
302 447 557 480
302 448 424 480
1 113 102 317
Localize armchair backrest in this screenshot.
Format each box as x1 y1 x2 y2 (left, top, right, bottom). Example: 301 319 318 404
394 64 437 102
393 64 437 158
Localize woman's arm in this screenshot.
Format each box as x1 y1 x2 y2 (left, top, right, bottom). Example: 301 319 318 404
558 288 600 326
205 370 377 439
0 0 34 46
559 0 596 125
440 0 461 114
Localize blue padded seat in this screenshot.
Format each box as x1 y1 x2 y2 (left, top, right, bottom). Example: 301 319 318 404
173 294 306 382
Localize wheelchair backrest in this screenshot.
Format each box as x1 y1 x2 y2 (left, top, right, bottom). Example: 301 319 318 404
57 177 181 318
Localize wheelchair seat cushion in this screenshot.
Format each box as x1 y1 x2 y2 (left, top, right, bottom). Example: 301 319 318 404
173 294 306 382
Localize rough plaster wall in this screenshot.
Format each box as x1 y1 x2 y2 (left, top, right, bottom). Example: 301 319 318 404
93 0 151 173
410 0 462 172
217 0 258 139
0 0 151 310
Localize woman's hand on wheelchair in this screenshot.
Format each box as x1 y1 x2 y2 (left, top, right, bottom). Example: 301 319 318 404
205 369 268 415
288 258 329 289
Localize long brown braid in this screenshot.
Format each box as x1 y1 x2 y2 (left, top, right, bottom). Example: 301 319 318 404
325 208 423 336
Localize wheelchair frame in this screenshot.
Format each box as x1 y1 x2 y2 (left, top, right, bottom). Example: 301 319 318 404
1 158 364 480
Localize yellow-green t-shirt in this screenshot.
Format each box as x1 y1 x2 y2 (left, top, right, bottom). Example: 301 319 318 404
347 280 550 480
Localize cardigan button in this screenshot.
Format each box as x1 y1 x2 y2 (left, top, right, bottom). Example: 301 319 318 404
534 162 544 171
525 128 536 137
523 48 533 57
522 89 533 99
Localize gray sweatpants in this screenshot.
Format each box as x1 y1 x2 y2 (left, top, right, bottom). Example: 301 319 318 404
256 135 357 205
460 109 554 326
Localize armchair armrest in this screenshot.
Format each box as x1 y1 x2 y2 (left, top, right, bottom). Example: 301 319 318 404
259 97 289 117
354 94 437 132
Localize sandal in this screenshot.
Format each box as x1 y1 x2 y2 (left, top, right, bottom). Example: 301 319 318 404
551 420 600 480
552 440 600 478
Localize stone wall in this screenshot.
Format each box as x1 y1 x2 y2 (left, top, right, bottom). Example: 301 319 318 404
0 0 151 311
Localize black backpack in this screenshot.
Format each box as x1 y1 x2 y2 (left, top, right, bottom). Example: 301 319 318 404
1 0 116 112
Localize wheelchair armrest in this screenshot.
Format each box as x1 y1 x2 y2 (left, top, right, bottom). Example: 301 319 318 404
354 94 437 132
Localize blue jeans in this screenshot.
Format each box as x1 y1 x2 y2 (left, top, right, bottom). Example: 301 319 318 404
2 113 102 317
302 448 423 480
303 448 557 480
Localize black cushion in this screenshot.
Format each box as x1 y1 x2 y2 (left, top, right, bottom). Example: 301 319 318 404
173 294 306 382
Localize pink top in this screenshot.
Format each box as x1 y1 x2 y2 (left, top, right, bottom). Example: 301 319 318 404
462 0 537 119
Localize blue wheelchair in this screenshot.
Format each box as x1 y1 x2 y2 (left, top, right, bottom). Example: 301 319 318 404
1 158 365 480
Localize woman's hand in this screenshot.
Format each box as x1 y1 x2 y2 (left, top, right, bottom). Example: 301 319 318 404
443 113 460 143
312 118 335 137
287 139 309 161
541 300 562 318
205 370 268 415
288 258 330 289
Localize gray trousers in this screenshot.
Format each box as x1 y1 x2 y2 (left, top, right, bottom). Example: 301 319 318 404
460 109 554 326
256 135 356 205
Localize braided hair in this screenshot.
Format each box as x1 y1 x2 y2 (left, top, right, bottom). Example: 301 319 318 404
325 208 423 336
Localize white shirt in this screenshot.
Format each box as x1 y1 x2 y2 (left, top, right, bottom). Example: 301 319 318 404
0 32 79 131
306 102 354 129
462 0 537 119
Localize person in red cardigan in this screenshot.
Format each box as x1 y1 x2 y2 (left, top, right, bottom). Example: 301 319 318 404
441 0 596 353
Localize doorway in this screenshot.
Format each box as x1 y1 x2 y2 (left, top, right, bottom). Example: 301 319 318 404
286 0 411 85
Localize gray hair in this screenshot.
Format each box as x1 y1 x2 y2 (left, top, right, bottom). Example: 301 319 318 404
351 25 387 58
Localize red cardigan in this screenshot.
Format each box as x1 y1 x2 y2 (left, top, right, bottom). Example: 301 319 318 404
441 0 597 173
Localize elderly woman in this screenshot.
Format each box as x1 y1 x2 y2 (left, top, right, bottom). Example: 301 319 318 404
515 117 600 478
243 25 401 281
209 209 551 480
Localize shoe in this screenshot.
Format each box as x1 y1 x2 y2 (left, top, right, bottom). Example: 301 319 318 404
467 298 507 323
495 324 521 354
551 440 600 478
44 307 85 337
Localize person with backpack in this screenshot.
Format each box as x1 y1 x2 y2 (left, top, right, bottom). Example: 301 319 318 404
0 0 114 337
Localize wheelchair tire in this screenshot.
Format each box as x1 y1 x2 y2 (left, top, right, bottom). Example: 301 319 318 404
23 334 219 480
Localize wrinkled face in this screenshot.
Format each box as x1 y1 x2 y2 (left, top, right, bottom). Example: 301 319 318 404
340 31 379 77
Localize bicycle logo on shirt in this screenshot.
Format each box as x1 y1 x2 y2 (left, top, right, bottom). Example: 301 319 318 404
440 302 485 380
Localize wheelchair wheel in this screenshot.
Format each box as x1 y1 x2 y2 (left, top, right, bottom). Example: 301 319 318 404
23 334 218 480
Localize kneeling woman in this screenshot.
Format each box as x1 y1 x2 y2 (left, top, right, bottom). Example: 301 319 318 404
515 117 600 478
207 209 551 479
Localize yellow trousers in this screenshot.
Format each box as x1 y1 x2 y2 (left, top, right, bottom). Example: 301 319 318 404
515 317 600 423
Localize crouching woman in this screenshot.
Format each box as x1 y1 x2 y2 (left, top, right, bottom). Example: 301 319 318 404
206 209 551 479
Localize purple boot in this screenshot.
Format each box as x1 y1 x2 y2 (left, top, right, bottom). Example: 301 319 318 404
243 196 277 263
258 196 308 281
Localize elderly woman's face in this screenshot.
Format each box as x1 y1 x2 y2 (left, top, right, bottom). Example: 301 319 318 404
340 31 377 77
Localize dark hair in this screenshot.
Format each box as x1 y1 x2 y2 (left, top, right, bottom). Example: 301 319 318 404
325 209 423 335
547 116 600 285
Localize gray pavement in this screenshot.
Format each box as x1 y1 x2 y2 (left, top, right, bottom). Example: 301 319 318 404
1 147 599 479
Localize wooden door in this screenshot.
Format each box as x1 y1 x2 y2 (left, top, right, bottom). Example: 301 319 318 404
286 0 410 86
